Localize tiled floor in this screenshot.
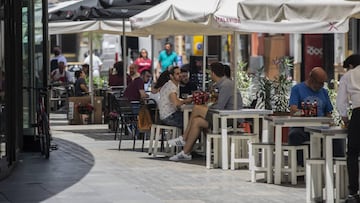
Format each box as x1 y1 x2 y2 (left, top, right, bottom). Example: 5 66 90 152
0 113 306 203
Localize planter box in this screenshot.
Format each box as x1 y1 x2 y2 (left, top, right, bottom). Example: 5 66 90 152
68 96 103 125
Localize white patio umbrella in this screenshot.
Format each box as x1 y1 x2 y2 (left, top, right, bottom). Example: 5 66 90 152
130 0 354 108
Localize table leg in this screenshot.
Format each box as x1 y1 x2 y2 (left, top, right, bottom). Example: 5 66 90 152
254 118 259 135
325 137 335 203
274 125 283 184
310 133 323 200
221 117 228 170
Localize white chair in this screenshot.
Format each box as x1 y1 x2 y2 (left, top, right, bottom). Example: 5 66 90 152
250 143 275 183
229 133 258 170
281 144 309 185
206 133 221 169
334 157 348 203
306 158 325 203
148 124 180 157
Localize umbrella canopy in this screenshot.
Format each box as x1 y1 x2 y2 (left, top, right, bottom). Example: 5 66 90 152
49 0 161 22
130 0 360 35
48 20 148 36
236 0 360 21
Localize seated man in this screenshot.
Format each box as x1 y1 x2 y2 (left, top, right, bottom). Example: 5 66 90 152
168 62 243 161
179 68 198 98
158 66 192 129
123 69 151 102
51 59 73 84
289 67 344 164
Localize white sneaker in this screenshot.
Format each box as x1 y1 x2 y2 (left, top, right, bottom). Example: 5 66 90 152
167 136 185 146
169 151 192 161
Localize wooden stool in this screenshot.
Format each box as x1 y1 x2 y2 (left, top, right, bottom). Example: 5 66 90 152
281 144 309 185
148 124 180 157
306 158 325 203
229 133 258 170
250 143 275 183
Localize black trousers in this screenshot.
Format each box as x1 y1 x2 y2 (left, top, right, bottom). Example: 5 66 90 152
347 108 360 195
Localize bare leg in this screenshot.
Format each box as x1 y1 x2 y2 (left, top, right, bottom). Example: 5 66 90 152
183 117 209 154
183 105 208 140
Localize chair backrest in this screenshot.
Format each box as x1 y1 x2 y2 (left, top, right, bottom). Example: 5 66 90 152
143 98 159 124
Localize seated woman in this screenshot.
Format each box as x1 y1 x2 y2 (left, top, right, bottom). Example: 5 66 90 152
149 70 170 104
74 70 88 96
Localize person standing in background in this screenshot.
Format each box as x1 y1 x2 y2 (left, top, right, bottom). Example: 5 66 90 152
336 54 360 203
156 42 178 78
134 48 152 74
50 46 67 72
84 51 103 77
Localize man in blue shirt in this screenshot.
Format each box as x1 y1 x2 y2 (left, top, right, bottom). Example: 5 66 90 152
156 42 178 78
289 67 344 164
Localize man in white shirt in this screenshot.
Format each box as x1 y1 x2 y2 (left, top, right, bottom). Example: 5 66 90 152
336 54 360 203
84 52 103 77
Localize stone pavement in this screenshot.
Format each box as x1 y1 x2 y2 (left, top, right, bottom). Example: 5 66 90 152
0 113 306 203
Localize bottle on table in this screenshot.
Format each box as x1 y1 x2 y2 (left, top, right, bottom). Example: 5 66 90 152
312 100 318 117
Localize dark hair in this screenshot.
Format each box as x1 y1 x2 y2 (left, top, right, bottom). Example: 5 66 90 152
165 42 172 47
210 62 225 77
343 54 360 69
154 70 170 89
140 69 152 76
75 70 81 79
223 64 231 78
113 61 124 77
180 68 189 73
169 66 180 75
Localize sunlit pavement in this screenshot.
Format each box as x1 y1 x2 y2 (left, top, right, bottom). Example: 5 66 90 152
0 113 306 203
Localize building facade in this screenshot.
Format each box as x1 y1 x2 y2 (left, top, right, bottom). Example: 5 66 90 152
0 0 48 178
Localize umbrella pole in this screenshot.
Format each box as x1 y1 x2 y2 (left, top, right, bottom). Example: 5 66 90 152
89 32 94 123
122 18 127 88
233 32 238 110
202 35 207 91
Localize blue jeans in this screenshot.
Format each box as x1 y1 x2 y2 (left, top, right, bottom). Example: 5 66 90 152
161 111 183 129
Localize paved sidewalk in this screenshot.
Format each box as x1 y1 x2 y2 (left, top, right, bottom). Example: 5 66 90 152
0 114 306 203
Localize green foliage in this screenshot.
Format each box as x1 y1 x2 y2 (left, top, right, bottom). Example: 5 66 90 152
326 80 343 126
255 56 293 111
236 61 251 89
271 57 293 112
236 61 252 106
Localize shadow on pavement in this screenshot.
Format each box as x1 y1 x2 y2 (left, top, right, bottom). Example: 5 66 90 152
0 137 94 202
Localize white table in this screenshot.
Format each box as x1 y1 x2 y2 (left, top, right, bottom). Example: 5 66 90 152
305 126 347 203
209 109 273 170
265 116 333 185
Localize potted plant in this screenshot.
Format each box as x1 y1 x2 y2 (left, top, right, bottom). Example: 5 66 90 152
236 60 252 107
253 56 294 113
271 56 293 113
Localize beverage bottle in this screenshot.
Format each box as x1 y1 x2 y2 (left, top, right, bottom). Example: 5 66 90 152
312 100 318 117
300 102 305 116
305 100 311 117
